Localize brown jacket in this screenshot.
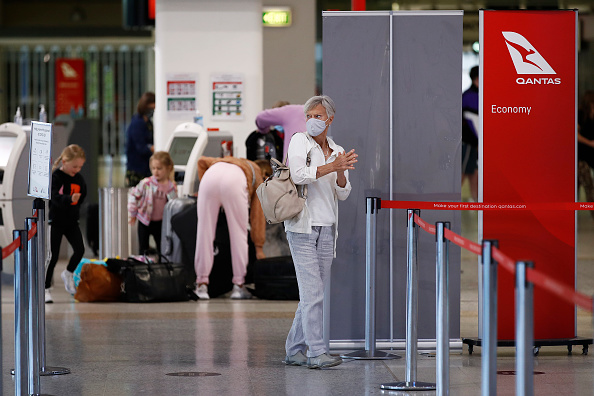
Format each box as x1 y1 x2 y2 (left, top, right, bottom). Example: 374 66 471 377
197 156 266 248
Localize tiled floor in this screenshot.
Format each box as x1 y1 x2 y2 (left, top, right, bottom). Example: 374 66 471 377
1 209 593 395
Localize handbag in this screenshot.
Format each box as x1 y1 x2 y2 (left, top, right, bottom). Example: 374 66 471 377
256 150 311 224
74 263 123 302
120 255 191 303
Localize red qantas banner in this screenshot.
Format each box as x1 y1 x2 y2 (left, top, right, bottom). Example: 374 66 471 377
481 10 577 340
55 58 85 117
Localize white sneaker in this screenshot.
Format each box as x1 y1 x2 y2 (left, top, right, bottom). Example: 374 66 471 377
45 289 53 303
230 284 252 300
195 284 210 300
61 270 76 294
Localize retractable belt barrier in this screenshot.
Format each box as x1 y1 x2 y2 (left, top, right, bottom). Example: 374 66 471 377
376 198 594 396
0 201 69 396
410 211 593 313
382 200 594 212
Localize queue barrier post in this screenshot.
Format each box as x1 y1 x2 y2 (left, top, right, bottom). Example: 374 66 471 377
26 218 41 395
0 244 3 394
13 229 28 396
481 240 498 396
381 209 434 391
516 261 534 396
341 197 399 360
33 199 70 377
436 222 451 395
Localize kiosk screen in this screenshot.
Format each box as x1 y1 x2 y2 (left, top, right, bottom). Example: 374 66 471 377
0 136 17 167
169 136 198 166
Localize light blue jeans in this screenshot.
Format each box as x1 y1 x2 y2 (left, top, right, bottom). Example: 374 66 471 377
285 226 334 358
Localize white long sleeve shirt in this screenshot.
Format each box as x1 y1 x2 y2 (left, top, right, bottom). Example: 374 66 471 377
284 132 352 256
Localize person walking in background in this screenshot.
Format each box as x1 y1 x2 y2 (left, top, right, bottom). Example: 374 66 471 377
126 92 155 187
255 100 307 160
578 90 594 219
462 66 479 202
45 145 87 303
128 151 178 255
193 156 270 300
282 95 357 369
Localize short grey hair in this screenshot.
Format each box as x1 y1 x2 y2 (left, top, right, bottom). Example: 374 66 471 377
304 95 336 119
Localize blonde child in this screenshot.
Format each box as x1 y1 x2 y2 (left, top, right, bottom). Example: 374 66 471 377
45 144 87 303
128 151 178 255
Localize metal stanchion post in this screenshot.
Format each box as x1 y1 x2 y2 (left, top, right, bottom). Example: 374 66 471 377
381 209 434 391
33 199 70 377
0 246 3 395
341 197 399 360
481 240 498 396
436 222 450 396
13 229 28 396
26 218 41 395
516 261 534 396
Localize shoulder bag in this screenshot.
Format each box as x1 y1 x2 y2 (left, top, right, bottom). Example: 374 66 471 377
256 150 311 224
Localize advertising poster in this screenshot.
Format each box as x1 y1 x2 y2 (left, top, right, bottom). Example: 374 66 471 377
481 10 576 340
211 74 243 120
55 58 85 117
166 73 197 118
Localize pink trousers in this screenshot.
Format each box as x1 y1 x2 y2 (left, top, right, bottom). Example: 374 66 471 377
194 162 249 286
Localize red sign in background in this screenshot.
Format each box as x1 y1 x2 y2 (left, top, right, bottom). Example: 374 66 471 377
482 10 577 340
55 58 85 117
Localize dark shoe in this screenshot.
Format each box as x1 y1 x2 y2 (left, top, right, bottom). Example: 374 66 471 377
306 353 343 369
283 351 307 366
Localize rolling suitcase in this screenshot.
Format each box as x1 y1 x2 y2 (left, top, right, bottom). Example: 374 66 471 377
161 197 197 264
249 256 298 300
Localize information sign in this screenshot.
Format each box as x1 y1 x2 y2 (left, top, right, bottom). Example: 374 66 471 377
480 10 577 340
28 121 53 199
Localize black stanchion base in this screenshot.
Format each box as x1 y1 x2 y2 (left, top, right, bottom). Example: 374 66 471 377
340 349 401 360
462 336 593 356
380 381 436 391
11 366 71 376
40 366 71 376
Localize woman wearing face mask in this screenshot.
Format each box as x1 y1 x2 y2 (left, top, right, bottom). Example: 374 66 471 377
125 92 156 187
282 95 358 369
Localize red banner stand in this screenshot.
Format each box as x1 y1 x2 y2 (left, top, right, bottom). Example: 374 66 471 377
462 9 591 355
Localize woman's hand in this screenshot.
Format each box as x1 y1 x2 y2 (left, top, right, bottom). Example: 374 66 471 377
315 149 358 180
71 193 81 204
256 246 266 260
333 149 358 172
129 217 137 225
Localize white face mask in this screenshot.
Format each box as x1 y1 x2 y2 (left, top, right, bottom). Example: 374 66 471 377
306 118 327 137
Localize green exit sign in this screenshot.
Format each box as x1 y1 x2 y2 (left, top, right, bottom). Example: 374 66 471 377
262 7 292 27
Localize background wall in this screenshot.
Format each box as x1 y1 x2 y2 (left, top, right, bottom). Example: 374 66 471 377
154 0 263 157
262 0 317 109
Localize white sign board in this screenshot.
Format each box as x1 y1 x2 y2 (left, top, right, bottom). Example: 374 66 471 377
28 121 53 199
211 74 244 120
166 73 198 119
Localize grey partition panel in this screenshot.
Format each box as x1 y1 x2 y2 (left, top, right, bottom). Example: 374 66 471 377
323 11 462 345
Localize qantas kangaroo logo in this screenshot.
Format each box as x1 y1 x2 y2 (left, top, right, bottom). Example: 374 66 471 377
502 32 555 74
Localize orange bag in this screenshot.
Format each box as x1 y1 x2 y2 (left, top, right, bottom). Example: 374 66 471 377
74 263 122 302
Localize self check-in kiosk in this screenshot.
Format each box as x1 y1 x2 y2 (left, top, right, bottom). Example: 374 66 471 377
165 122 208 197
165 123 235 197
0 123 31 272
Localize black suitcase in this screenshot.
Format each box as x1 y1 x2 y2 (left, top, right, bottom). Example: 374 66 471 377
249 256 299 300
86 203 99 257
171 206 254 298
